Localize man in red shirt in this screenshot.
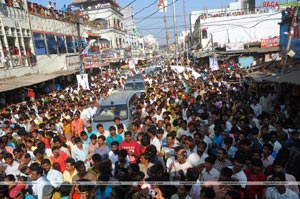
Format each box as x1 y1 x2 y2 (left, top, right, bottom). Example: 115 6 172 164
50 146 69 172
119 131 141 164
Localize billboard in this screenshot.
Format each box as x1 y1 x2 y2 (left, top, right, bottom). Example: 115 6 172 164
83 54 107 69
226 43 244 51
261 36 280 48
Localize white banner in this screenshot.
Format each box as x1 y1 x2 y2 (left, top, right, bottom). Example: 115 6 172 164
226 43 244 51
209 57 219 71
77 74 90 90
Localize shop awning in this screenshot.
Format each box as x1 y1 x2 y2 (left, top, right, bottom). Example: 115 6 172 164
264 66 300 85
0 70 78 92
86 31 100 37
246 71 272 82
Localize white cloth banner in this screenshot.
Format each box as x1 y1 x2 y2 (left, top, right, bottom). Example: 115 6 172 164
209 57 219 71
77 74 90 90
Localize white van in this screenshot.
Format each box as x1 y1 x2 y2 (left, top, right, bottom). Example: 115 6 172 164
92 91 139 131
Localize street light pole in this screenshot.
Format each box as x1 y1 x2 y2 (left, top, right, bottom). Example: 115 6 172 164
76 17 85 74
172 0 178 66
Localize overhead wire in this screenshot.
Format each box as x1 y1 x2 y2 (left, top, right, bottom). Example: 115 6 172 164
136 0 180 24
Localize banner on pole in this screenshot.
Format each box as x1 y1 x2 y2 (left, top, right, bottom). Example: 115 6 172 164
209 57 219 71
77 74 90 90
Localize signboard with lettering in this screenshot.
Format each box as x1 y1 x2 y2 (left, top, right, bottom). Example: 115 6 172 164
262 1 300 8
261 36 280 48
83 54 110 69
65 55 80 70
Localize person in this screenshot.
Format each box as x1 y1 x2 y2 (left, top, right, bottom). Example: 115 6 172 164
119 131 141 164
41 158 63 188
169 149 192 181
266 172 298 199
200 155 220 181
106 126 123 148
214 148 232 172
139 152 154 179
72 160 97 182
229 155 247 189
50 146 69 172
171 185 193 199
71 137 89 168
63 158 77 183
94 135 110 160
267 158 299 195
71 113 85 137
30 164 51 199
244 158 266 199
3 152 20 178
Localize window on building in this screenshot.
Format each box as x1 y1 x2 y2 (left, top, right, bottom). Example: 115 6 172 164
66 36 75 53
57 35 66 54
202 30 207 39
46 34 57 54
33 33 46 55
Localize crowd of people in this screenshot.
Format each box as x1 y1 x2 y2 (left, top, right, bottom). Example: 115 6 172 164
0 63 300 199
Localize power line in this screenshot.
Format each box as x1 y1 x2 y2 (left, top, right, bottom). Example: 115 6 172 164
105 0 137 19
134 0 157 16
136 0 180 24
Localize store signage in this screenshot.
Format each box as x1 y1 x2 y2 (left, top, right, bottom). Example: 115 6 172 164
262 1 300 8
261 36 280 48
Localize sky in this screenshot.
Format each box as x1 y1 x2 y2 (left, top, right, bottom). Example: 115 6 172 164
30 0 265 44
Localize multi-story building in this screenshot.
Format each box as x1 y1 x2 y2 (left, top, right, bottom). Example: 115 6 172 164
121 6 138 58
0 0 86 82
72 0 126 50
142 34 158 57
190 0 280 51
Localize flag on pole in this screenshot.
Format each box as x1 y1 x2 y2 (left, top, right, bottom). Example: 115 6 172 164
81 45 89 56
81 39 96 56
158 0 168 12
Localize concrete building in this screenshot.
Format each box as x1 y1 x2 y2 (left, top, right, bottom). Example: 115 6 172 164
121 6 138 58
190 0 280 51
142 34 159 56
72 0 126 50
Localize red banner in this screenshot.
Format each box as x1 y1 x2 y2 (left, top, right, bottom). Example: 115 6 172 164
261 36 280 48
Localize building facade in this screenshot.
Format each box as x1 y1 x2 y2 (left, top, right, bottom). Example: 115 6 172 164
121 6 138 58
72 0 126 50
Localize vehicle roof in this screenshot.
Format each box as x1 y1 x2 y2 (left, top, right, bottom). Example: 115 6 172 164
125 77 144 83
100 91 136 106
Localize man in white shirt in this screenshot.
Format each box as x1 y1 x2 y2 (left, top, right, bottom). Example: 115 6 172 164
176 120 189 139
147 125 161 152
266 172 298 199
96 124 109 138
250 98 262 117
41 159 63 188
30 165 51 199
169 149 192 181
228 156 247 189
3 152 20 178
187 141 208 167
200 156 220 181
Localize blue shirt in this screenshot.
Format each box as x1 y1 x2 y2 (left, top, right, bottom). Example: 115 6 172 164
95 186 112 199
94 145 110 160
106 134 123 148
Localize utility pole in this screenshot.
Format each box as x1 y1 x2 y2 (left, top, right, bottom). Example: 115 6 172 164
163 0 169 54
281 4 299 74
172 0 178 66
77 17 85 74
182 0 187 66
